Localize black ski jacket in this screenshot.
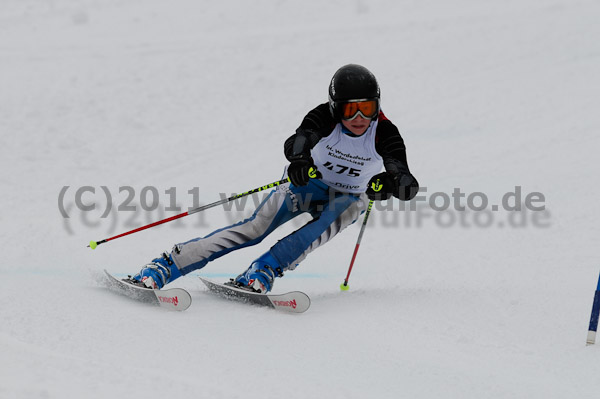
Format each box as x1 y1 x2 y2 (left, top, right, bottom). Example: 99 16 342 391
284 103 419 200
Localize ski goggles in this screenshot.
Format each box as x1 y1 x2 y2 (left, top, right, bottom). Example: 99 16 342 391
339 99 379 121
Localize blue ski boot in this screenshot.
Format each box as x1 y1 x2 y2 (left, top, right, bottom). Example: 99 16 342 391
232 252 283 293
130 252 182 289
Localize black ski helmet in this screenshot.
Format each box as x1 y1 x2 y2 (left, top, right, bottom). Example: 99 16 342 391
328 64 380 120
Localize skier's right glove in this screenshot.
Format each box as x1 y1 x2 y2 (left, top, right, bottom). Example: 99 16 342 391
288 156 320 187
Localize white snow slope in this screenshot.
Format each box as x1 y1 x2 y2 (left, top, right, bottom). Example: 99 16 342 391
1 0 600 398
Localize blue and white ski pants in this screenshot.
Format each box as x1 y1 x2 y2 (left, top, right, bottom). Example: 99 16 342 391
170 179 367 277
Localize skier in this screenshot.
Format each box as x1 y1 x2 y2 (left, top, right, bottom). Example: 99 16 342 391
128 64 419 293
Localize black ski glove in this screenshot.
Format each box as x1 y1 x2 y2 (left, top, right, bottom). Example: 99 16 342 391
366 171 419 201
366 172 396 201
397 173 419 201
288 157 320 187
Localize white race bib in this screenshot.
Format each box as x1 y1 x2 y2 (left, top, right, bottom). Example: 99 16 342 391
311 121 383 194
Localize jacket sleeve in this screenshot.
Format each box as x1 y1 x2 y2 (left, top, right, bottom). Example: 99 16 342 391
375 113 419 199
284 103 335 161
375 116 409 172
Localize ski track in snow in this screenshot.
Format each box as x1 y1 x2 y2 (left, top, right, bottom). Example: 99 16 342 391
1 1 600 398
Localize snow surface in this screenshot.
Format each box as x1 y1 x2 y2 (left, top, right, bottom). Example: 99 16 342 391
2 0 600 398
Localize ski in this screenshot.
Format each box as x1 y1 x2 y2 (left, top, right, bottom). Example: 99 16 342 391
199 277 310 313
103 270 192 311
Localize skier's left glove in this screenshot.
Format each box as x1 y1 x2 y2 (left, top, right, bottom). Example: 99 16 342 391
366 172 419 201
366 172 396 201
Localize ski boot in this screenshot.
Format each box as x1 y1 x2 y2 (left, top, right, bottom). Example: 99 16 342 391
230 252 283 293
127 252 182 289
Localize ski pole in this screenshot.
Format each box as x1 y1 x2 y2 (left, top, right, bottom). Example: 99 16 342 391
340 199 374 291
587 270 600 345
88 177 291 249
